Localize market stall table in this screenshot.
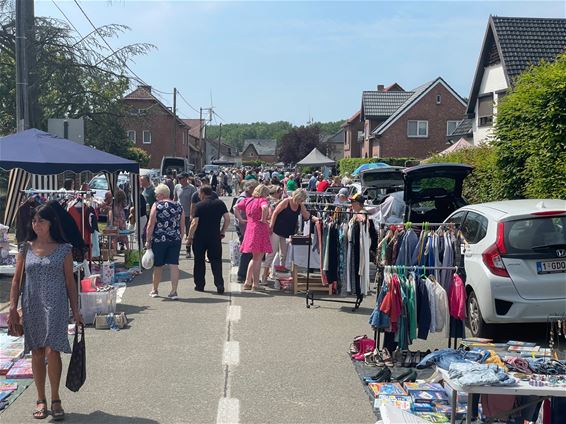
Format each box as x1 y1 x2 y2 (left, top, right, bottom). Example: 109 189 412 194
440 369 566 424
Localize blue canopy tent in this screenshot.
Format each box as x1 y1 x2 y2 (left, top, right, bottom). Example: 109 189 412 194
0 129 141 256
351 162 389 176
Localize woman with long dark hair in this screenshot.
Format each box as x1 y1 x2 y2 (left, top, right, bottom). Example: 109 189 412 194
7 204 84 420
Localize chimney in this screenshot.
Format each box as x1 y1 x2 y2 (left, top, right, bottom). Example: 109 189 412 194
377 84 385 92
139 84 152 93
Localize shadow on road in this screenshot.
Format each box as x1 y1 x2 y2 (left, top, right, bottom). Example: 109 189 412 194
65 411 158 423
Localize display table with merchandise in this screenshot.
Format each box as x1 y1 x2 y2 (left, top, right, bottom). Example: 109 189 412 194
439 368 566 424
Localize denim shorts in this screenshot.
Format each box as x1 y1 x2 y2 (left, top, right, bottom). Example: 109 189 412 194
152 241 181 266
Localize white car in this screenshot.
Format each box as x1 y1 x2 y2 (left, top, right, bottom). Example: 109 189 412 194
445 199 566 337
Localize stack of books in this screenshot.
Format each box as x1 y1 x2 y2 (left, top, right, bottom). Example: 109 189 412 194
6 357 33 379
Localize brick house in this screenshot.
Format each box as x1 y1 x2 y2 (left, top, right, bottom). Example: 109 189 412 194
464 16 566 145
321 129 344 160
357 78 466 159
342 111 363 158
241 139 277 163
122 85 191 169
182 118 205 169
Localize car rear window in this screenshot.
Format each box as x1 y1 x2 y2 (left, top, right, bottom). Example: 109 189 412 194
362 171 403 185
410 176 456 197
505 216 566 253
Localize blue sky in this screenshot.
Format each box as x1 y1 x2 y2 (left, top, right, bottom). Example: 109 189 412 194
36 1 566 124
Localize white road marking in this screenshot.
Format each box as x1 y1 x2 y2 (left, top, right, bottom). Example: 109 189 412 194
216 397 240 424
223 341 240 366
230 266 239 275
227 305 241 322
230 283 242 293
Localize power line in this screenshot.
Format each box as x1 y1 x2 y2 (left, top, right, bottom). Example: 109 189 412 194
176 90 200 115
51 0 84 38
212 109 225 122
71 0 168 95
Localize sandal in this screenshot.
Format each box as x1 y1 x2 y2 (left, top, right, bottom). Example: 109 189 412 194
33 399 48 420
51 400 65 421
243 283 252 290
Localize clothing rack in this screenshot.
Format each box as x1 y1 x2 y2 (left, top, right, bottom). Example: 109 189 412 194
299 208 368 311
21 189 95 195
374 222 462 352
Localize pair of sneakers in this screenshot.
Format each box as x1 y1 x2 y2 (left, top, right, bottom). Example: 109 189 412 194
149 289 178 300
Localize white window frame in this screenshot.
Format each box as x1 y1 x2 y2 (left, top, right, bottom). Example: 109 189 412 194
446 120 460 136
142 130 152 144
407 120 428 138
436 94 442 104
127 130 136 142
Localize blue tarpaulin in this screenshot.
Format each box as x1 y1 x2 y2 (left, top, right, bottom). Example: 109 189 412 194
0 128 139 175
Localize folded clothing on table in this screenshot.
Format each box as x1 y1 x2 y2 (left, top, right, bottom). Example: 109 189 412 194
448 362 516 387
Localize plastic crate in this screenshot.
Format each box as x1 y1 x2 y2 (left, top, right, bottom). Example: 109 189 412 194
80 290 117 324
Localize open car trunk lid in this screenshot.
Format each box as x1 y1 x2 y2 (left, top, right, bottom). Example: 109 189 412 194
360 166 404 190
403 163 473 204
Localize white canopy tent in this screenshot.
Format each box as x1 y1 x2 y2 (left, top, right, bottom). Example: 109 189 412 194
296 148 335 167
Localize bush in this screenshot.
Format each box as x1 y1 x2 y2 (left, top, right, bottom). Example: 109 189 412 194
338 157 418 175
427 145 501 204
494 52 566 200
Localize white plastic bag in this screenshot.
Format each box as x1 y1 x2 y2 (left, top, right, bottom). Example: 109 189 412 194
229 240 240 266
142 249 154 269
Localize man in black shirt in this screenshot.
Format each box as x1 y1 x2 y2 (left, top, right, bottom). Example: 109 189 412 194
187 186 230 294
190 178 218 219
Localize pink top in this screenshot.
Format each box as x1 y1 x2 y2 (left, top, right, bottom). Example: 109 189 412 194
448 274 467 320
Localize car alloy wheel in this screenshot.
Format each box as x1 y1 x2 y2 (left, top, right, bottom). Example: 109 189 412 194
468 294 481 336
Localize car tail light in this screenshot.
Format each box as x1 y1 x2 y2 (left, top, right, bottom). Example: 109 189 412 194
482 222 509 277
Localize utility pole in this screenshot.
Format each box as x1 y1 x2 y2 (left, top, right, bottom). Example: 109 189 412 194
217 123 222 161
172 88 177 156
15 0 34 131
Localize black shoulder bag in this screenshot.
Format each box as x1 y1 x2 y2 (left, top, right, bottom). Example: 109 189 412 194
66 325 86 392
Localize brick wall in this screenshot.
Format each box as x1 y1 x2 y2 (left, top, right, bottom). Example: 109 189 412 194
374 84 466 159
343 120 363 158
122 99 190 169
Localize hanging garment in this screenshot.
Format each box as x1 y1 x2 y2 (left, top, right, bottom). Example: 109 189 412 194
359 220 370 296
440 231 455 291
379 273 402 332
416 277 432 340
448 273 467 320
396 228 419 266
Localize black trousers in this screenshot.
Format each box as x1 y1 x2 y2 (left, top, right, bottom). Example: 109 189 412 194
193 236 224 289
237 253 252 282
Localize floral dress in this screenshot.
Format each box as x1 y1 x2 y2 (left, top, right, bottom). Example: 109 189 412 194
22 243 72 353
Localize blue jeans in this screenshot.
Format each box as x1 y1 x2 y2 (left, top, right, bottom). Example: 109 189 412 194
416 348 486 371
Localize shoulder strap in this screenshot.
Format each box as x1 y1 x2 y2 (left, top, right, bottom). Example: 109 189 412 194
18 244 28 294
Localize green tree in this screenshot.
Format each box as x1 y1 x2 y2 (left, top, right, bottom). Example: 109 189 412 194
207 121 293 151
0 1 153 162
494 52 566 199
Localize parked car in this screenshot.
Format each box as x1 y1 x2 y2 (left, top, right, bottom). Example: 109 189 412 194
444 199 566 337
402 163 473 223
355 166 404 205
368 163 473 224
202 164 220 175
88 173 129 201
161 156 190 177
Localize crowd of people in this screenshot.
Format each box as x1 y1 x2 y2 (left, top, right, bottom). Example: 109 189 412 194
6 164 360 419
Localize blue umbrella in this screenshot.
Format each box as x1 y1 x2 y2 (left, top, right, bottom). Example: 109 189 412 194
352 162 389 176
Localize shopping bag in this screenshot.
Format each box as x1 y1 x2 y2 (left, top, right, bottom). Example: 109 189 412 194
65 325 86 392
102 261 114 285
229 240 240 266
124 250 140 268
141 249 154 269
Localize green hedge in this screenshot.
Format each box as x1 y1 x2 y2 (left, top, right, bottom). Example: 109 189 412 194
338 157 418 175
427 145 501 205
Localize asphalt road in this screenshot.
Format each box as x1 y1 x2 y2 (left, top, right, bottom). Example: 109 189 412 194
0 197 559 423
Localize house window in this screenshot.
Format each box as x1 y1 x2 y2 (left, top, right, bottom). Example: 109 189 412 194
407 120 428 138
446 120 460 136
478 94 494 127
143 130 152 144
127 130 136 142
357 130 364 142
436 95 442 104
